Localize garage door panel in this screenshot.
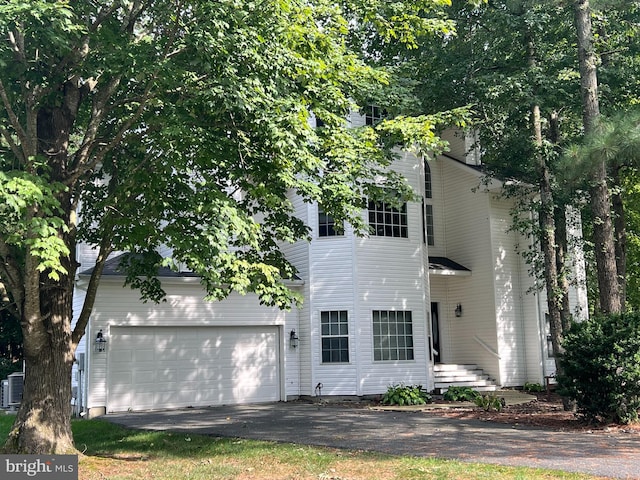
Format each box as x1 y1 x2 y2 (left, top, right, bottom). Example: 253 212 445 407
107 326 280 412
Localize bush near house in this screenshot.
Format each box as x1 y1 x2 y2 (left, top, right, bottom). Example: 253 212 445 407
381 384 432 406
443 386 480 402
474 394 505 412
558 312 640 424
523 382 545 393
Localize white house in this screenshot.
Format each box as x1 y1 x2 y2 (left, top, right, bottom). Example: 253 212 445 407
74 116 588 417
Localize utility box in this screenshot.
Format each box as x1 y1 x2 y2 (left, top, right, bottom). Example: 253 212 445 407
7 372 24 406
1 379 8 408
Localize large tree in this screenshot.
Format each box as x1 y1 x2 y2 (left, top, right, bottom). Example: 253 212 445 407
410 0 588 374
414 0 640 337
0 0 453 453
573 0 621 314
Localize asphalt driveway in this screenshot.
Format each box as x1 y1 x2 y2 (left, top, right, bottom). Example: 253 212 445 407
106 402 640 479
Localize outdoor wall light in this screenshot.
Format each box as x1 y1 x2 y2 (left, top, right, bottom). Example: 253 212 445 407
455 304 463 317
94 329 107 353
289 329 299 349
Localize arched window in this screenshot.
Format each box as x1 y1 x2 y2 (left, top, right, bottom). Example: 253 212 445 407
424 160 432 199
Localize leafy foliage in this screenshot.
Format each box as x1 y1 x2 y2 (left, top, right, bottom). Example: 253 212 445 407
558 312 640 424
381 384 432 406
443 386 480 402
474 394 505 412
0 0 461 453
523 382 544 393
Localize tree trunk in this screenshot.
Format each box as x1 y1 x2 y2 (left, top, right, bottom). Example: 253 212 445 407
3 87 81 454
555 205 573 332
3 292 76 454
531 105 566 360
574 0 622 314
612 166 626 308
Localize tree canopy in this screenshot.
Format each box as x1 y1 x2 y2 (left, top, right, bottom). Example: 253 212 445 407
0 0 458 453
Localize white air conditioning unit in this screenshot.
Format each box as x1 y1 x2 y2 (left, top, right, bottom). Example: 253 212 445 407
7 372 24 406
1 379 8 408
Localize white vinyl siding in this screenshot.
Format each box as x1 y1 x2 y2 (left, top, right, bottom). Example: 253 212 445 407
307 198 357 395
86 283 297 412
355 150 430 394
439 158 501 381
490 197 528 386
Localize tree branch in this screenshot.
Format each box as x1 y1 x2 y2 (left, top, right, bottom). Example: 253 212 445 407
8 28 26 65
0 80 28 152
67 0 185 183
68 75 122 176
72 236 113 347
0 126 25 166
0 239 24 318
0 281 21 320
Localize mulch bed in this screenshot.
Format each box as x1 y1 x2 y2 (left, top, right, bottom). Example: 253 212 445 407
425 392 640 433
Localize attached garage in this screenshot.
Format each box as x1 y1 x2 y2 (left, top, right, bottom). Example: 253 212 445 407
106 325 281 412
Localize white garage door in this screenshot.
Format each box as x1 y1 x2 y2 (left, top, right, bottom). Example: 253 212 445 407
107 326 280 412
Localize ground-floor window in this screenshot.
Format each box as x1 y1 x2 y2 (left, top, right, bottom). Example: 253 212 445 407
321 310 350 363
372 310 414 361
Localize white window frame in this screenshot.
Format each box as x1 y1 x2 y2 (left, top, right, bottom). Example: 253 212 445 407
372 310 414 361
318 206 342 237
364 105 386 126
321 310 350 363
368 200 408 238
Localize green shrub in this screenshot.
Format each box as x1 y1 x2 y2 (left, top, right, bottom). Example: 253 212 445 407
558 312 640 424
381 384 432 406
474 394 505 412
443 386 479 402
523 382 544 393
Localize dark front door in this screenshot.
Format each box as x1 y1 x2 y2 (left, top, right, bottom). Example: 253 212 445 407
431 302 441 363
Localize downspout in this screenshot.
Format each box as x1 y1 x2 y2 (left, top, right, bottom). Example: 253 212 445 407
352 217 362 396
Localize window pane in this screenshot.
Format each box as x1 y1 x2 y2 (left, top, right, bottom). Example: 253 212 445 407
318 207 341 237
372 310 414 362
367 200 409 238
320 310 349 363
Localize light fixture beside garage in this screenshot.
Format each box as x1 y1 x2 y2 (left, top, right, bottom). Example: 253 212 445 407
289 329 299 349
455 304 463 317
94 329 107 353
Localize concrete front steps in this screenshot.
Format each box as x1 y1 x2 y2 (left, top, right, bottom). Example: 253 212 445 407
433 363 499 394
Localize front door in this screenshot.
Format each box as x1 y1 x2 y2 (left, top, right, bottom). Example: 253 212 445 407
431 302 441 363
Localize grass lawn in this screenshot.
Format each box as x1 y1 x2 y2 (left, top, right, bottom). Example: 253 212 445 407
0 414 604 480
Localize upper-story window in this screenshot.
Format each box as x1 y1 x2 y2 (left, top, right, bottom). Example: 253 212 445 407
424 160 435 246
368 200 408 238
318 207 342 237
364 105 386 126
424 204 435 246
424 161 432 199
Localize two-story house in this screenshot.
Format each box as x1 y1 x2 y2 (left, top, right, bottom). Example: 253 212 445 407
74 115 587 417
